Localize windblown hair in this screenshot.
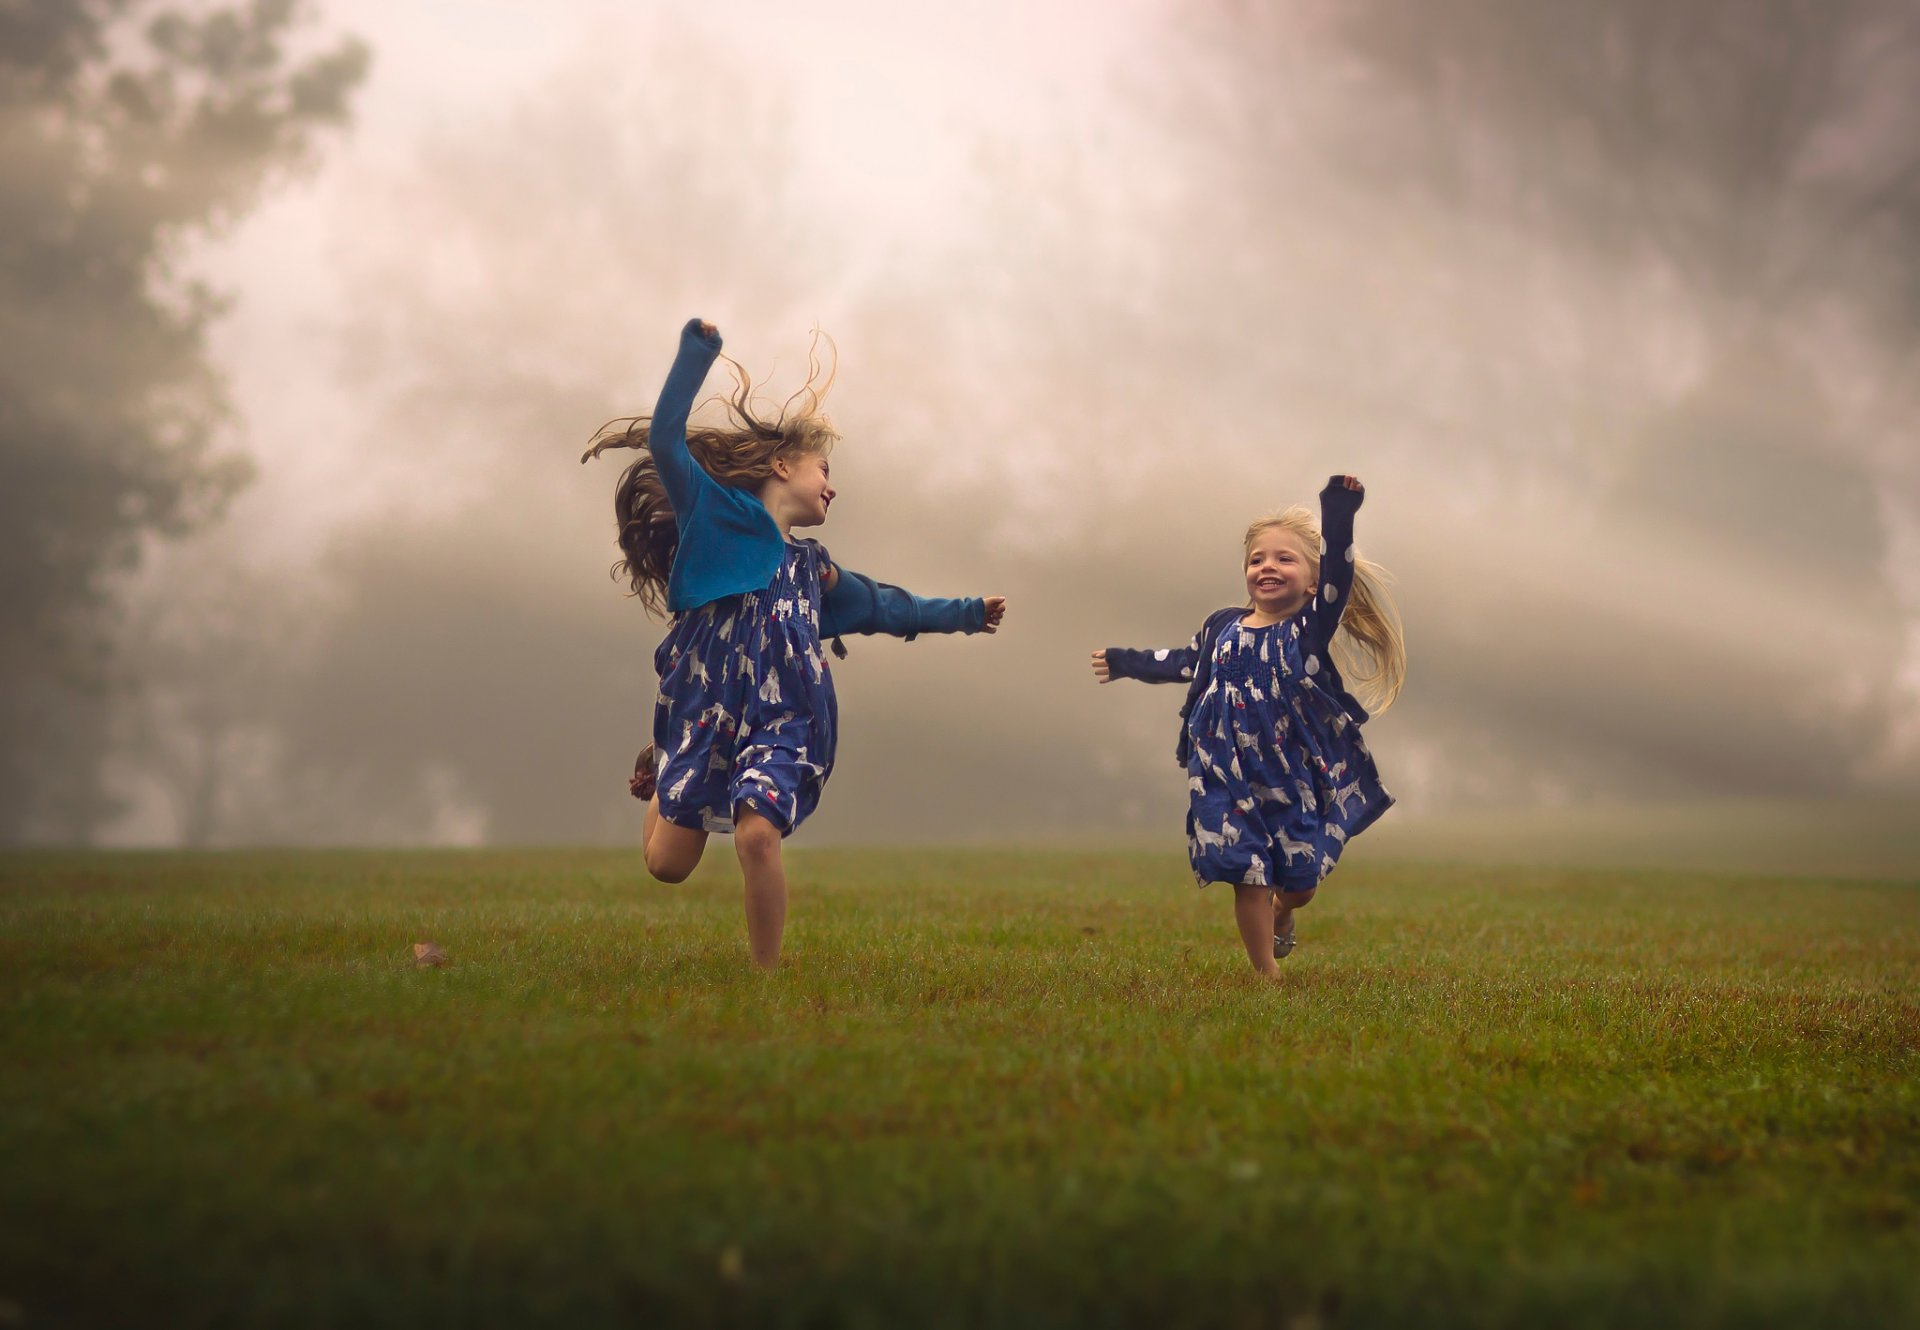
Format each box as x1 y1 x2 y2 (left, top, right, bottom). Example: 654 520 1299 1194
1245 507 1406 715
580 335 839 616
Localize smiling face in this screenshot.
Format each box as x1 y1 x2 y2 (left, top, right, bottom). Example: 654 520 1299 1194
1244 523 1317 618
774 449 836 528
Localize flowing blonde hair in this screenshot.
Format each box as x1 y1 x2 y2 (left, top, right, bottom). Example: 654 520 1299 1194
1245 507 1405 714
580 335 838 616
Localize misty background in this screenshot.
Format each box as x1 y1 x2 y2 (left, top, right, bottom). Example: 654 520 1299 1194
5 0 1918 853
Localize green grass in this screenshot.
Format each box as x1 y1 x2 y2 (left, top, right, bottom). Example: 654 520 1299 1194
1367 797 1920 881
2 848 1916 1328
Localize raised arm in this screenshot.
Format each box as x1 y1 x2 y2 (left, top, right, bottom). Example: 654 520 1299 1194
1310 475 1364 645
649 318 725 519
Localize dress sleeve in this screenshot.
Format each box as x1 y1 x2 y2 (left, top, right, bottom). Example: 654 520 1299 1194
1105 623 1207 684
648 319 725 521
1310 479 1364 646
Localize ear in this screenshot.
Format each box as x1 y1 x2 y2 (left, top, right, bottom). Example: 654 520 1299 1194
771 455 793 481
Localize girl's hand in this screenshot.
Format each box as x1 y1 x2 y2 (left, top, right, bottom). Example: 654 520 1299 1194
1091 649 1111 683
981 596 1008 633
1330 474 1364 493
697 320 718 339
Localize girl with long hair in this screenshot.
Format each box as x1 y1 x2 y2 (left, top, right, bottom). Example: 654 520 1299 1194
585 318 1006 968
1092 478 1403 976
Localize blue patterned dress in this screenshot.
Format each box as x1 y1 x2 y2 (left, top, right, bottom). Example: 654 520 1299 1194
1180 610 1391 888
651 539 837 836
1104 483 1393 890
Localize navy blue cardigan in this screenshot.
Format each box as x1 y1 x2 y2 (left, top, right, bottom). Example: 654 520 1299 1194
649 319 984 640
1105 482 1369 765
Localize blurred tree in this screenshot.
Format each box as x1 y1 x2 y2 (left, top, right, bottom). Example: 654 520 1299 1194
114 535 314 847
0 0 367 841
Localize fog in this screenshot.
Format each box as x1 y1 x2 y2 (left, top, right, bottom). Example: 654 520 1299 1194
9 0 1915 848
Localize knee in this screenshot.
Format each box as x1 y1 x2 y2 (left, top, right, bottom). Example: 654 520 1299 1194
645 841 696 883
734 815 783 865
645 854 693 885
1279 887 1316 909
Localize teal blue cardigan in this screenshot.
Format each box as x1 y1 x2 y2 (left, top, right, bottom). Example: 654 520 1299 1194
651 319 985 641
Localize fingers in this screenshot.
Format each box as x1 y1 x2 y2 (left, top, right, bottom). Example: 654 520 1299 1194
697 320 718 339
1091 649 1111 683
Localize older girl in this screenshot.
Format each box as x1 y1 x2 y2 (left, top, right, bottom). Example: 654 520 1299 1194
585 318 1006 967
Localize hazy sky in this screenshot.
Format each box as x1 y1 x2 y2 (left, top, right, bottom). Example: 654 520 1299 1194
202 0 1153 546
101 0 1920 847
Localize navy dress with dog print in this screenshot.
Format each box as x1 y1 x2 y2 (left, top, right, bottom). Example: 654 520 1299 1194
1104 483 1392 890
651 539 838 837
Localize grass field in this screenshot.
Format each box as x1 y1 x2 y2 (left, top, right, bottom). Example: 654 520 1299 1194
2 846 1917 1328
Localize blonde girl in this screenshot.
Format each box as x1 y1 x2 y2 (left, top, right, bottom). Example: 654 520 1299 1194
1093 477 1403 975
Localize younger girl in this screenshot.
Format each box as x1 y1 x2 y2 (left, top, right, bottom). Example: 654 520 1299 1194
584 318 1007 968
1092 477 1403 976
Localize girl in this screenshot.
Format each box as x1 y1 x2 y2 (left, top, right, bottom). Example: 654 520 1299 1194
584 318 1007 969
1091 477 1403 976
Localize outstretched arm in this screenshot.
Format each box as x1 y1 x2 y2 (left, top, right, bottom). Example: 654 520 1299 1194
1310 475 1364 644
818 563 1001 640
649 318 725 519
1094 633 1203 685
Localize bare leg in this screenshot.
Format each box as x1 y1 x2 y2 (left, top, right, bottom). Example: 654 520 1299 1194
1233 886 1281 976
1273 886 1316 957
643 796 708 883
733 807 788 970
